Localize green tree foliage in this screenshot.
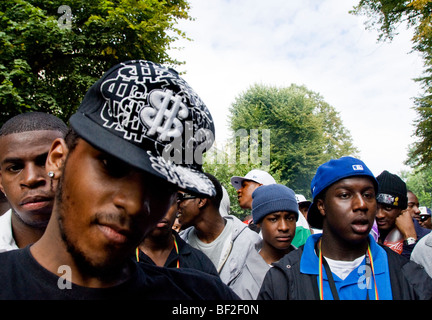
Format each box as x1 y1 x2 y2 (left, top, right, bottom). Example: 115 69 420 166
0 0 191 125
402 166 432 208
351 0 432 168
203 145 284 219
227 83 358 199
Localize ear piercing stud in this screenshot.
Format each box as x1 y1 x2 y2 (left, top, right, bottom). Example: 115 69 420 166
48 171 55 178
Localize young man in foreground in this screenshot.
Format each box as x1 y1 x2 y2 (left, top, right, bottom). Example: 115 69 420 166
258 156 432 300
0 60 238 300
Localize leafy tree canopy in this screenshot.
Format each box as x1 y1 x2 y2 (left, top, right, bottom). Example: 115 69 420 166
227 83 358 200
0 0 191 125
351 0 432 169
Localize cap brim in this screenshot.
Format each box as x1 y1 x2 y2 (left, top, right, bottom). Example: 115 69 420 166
230 176 246 190
70 113 215 197
307 202 323 229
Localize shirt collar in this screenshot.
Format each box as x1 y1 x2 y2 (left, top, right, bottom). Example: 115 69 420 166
300 234 388 276
0 209 18 251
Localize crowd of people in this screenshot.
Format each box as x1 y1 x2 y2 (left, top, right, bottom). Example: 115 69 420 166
0 59 431 300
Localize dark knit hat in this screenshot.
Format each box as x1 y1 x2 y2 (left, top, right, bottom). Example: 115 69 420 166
251 184 298 223
376 170 407 209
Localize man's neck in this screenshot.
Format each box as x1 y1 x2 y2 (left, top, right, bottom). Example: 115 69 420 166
260 243 293 265
11 211 46 249
320 232 368 261
194 211 226 243
139 233 174 267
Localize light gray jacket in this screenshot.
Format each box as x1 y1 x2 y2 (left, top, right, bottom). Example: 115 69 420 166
180 215 262 294
411 232 432 278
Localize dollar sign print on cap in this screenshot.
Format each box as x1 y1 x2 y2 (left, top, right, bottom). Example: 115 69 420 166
69 60 216 196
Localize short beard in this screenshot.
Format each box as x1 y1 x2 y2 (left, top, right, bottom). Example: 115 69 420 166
55 159 130 284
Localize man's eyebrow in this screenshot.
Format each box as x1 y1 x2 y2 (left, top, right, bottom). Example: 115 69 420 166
1 152 49 166
333 184 375 191
34 152 49 163
1 157 23 165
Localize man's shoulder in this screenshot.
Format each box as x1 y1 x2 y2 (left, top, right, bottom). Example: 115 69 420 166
272 246 303 270
226 215 261 242
0 246 27 265
137 262 239 300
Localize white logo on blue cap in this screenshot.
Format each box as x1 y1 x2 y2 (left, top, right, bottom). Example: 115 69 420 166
352 165 364 171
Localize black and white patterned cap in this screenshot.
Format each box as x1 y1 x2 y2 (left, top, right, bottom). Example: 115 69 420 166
69 60 216 196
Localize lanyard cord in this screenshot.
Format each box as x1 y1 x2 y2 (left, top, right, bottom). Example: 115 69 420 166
173 235 180 268
318 239 379 300
367 245 379 300
136 234 180 268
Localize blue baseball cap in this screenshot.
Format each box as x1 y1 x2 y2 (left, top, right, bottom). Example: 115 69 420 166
307 156 378 229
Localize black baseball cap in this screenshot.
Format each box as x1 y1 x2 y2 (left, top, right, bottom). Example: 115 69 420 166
70 60 216 196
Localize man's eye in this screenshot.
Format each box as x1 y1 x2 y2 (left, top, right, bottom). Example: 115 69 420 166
100 156 130 177
339 192 350 199
363 192 375 199
6 164 23 173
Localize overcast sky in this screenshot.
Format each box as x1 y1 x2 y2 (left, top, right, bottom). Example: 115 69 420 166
168 0 424 177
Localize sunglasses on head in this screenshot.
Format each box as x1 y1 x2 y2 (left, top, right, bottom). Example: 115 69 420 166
177 192 198 202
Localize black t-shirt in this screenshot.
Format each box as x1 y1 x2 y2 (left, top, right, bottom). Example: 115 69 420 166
0 246 239 300
136 231 219 277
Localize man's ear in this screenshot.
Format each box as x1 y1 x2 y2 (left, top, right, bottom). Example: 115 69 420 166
316 198 326 218
0 171 4 196
46 138 69 179
198 198 208 209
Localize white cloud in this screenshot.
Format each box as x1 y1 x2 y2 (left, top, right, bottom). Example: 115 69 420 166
169 0 424 177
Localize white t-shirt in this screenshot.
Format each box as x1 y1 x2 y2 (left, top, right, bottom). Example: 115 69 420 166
324 255 365 280
188 218 233 269
0 209 18 252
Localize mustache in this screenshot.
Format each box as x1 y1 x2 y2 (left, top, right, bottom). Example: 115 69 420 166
92 212 130 229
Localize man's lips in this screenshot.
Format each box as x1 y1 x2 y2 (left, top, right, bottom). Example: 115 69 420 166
375 219 387 227
156 219 169 228
19 195 52 211
97 223 131 244
275 236 291 242
351 218 370 234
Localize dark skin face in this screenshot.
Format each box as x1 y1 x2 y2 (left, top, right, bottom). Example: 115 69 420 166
0 131 61 228
138 202 178 267
375 203 402 237
406 191 421 219
237 180 261 209
0 130 62 248
258 211 296 264
31 138 176 287
177 194 201 229
317 177 377 260
147 201 178 239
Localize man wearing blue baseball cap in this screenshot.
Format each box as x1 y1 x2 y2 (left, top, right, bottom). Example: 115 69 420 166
258 156 432 300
